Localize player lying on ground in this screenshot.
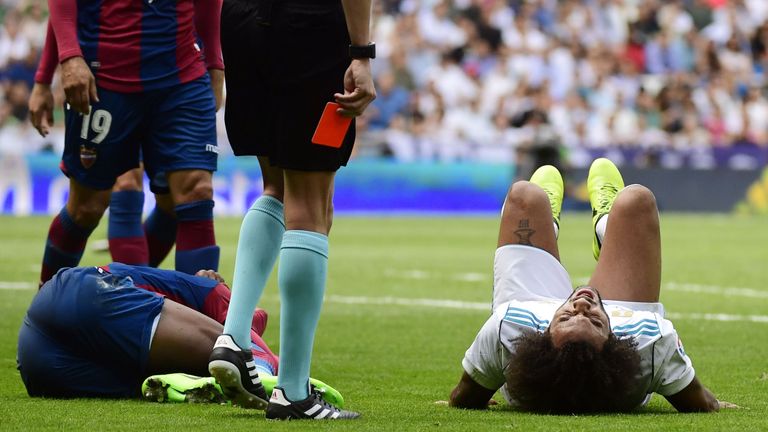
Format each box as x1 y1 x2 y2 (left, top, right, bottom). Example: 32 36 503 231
16 264 344 409
450 158 731 413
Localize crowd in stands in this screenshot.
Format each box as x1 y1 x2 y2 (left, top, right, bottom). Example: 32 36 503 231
3 0 768 167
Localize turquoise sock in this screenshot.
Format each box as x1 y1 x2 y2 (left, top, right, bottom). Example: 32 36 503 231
276 230 328 401
223 196 285 349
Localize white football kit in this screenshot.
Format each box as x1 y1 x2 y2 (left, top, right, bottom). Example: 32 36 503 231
462 245 695 406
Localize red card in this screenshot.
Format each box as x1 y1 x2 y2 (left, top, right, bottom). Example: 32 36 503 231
311 102 352 148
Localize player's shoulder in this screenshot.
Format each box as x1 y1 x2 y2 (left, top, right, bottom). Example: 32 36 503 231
498 300 558 332
607 306 676 341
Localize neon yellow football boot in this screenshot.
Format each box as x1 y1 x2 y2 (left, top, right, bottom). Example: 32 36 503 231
142 373 226 404
587 158 624 260
141 373 345 408
530 165 564 232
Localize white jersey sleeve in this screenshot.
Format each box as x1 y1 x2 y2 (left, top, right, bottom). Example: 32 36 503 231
461 307 507 391
650 318 696 396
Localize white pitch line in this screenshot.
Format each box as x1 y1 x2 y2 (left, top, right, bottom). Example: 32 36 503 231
325 294 768 324
666 312 768 324
0 282 35 290
385 269 768 300
327 294 488 311
664 282 768 299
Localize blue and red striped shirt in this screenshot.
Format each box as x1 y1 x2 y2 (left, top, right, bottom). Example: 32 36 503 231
45 0 223 92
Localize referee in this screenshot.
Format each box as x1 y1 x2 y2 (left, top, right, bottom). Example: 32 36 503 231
208 0 376 420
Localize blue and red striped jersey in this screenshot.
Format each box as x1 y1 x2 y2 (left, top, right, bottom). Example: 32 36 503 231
49 0 222 93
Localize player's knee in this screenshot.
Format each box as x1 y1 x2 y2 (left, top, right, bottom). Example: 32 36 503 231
68 199 108 227
505 181 549 212
171 171 213 204
112 175 142 192
614 185 657 217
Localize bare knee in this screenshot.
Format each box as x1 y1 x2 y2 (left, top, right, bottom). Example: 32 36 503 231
504 181 550 214
168 170 213 205
67 196 109 227
612 184 658 219
112 169 143 192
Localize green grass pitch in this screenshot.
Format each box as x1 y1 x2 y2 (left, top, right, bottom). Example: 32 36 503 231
0 213 767 431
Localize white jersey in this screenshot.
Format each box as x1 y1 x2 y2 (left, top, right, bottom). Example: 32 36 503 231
462 299 695 406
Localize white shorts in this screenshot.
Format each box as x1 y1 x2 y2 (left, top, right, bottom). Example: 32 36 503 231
492 244 665 315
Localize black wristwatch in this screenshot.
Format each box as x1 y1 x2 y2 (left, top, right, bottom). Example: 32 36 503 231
349 43 376 59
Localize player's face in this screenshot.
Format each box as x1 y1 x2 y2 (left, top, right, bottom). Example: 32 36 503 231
549 286 611 350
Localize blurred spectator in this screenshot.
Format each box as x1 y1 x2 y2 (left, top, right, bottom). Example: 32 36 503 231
5 0 768 167
367 71 410 130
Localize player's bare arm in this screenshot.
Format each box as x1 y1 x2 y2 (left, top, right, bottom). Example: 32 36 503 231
48 0 98 114
209 69 224 111
449 372 497 410
30 22 58 136
664 376 721 412
193 0 224 111
335 0 376 117
29 84 54 137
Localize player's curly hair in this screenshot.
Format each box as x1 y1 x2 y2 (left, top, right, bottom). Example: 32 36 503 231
504 331 643 414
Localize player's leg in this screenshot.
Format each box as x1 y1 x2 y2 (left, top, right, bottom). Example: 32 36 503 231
220 157 284 349
497 180 560 260
491 171 570 309
144 192 176 267
588 185 661 302
144 76 220 275
40 179 110 283
146 299 222 376
42 86 143 283
587 159 661 302
108 167 149 265
166 169 219 274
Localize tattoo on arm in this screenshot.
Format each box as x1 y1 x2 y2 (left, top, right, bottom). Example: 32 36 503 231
514 219 535 245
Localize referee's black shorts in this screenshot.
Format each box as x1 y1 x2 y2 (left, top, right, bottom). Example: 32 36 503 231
221 0 355 172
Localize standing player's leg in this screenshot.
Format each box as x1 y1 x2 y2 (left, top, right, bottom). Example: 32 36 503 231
587 159 661 302
108 167 149 265
42 86 143 284
144 76 220 275
219 157 284 350
166 169 219 274
40 180 110 284
144 193 176 267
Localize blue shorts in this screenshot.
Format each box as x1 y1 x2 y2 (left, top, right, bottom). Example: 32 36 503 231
17 267 165 398
61 75 218 193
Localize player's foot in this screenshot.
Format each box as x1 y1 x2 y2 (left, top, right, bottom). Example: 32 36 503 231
265 387 359 420
529 165 564 230
141 373 226 404
208 334 268 409
258 375 345 409
587 158 624 260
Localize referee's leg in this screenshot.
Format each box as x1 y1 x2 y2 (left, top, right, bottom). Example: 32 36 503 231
275 169 336 401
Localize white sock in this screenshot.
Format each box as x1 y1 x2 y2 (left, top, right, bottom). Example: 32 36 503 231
595 214 608 244
553 221 559 239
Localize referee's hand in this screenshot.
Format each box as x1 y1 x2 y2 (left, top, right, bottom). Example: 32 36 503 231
334 59 376 117
61 56 99 115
